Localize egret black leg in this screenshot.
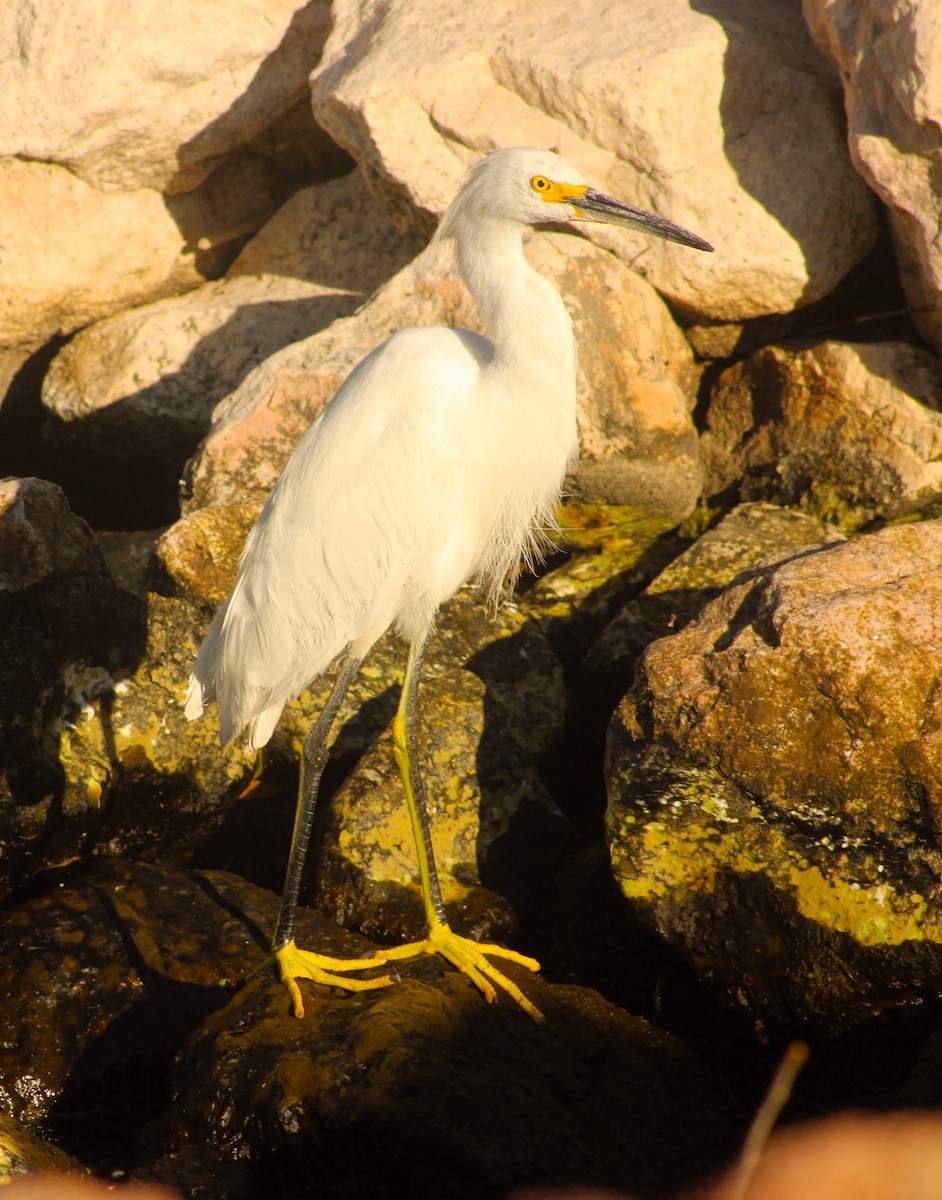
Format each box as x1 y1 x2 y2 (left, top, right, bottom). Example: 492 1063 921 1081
273 651 362 951
269 651 393 1018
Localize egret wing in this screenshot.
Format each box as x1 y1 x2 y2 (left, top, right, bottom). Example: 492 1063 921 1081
189 325 491 746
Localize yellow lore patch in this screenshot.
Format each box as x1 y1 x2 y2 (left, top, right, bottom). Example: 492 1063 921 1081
530 175 588 205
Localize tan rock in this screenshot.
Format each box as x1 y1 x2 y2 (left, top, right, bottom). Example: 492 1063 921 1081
156 505 262 609
311 668 563 941
0 159 201 349
700 339 942 527
36 170 419 527
184 231 702 520
0 0 331 193
313 0 877 320
803 0 942 349
228 168 421 283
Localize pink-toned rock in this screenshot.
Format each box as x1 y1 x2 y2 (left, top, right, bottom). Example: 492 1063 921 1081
607 517 942 1027
803 0 942 350
313 0 876 320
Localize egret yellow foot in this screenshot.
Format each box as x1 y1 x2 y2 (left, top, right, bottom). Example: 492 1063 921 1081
384 921 543 1021
270 939 394 1019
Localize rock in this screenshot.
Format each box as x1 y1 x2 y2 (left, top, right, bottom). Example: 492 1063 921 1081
0 480 256 897
0 479 145 900
803 0 942 351
0 857 735 1196
585 502 845 693
226 167 419 282
165 959 732 1200
518 502 692 668
93 529 165 598
38 171 420 529
155 506 262 609
0 0 332 193
311 667 568 942
0 159 198 350
548 238 702 517
183 232 702 520
313 0 877 320
47 593 251 875
700 340 942 528
606 518 942 1031
0 345 31 415
0 858 368 1126
0 1115 82 1185
0 147 338 355
0 476 103 593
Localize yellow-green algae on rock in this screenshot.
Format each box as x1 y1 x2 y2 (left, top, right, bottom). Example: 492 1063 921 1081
607 726 942 1030
609 774 942 948
42 594 250 874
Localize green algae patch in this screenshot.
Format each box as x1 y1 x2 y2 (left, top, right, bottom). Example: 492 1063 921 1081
606 744 942 1030
787 864 942 947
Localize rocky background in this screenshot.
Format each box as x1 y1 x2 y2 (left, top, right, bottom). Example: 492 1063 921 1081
4 0 942 1197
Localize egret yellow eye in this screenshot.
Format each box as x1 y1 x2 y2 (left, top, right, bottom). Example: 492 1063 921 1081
530 175 587 204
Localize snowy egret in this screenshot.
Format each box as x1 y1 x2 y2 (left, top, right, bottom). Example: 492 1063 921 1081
186 146 712 1020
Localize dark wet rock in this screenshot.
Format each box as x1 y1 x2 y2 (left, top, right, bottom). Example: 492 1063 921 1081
164 962 736 1200
606 518 942 1033
0 858 233 1126
0 480 249 896
28 592 248 882
0 1113 82 1183
700 340 942 528
0 859 378 1131
133 1145 254 1200
94 529 165 597
0 478 145 899
0 857 737 1198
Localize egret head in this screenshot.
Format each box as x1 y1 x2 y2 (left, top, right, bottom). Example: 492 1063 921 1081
437 146 712 252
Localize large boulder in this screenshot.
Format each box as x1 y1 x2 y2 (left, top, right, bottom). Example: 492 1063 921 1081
803 0 942 350
312 0 877 320
39 170 420 528
0 0 331 194
607 518 942 1031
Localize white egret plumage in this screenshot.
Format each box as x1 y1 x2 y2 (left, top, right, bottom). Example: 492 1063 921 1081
186 146 712 1020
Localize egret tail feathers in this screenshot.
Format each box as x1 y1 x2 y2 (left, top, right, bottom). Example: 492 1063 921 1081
184 673 211 721
246 703 285 753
